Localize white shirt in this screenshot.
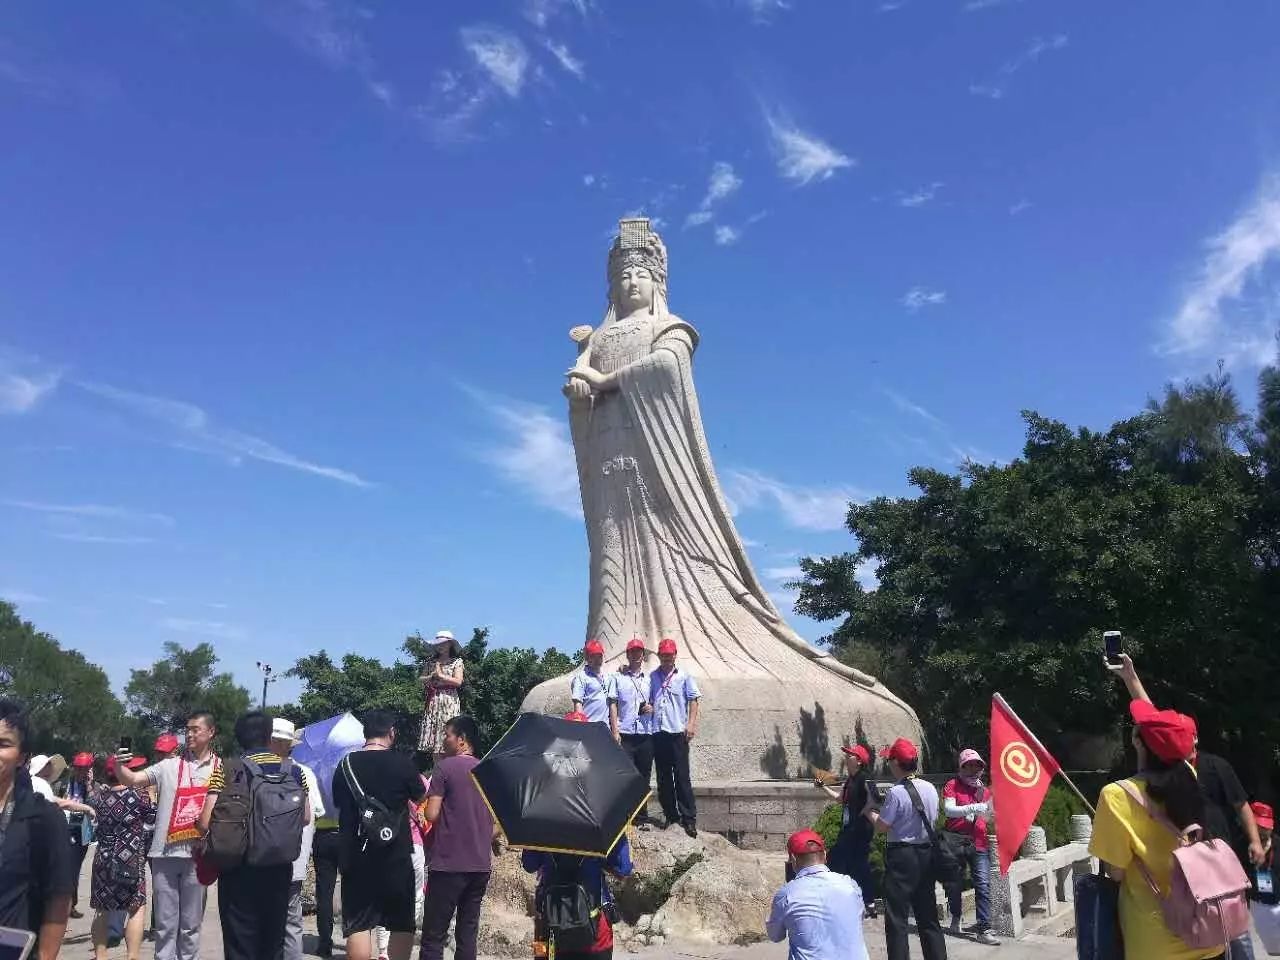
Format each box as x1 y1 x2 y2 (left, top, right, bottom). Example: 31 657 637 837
292 759 325 883
766 864 870 960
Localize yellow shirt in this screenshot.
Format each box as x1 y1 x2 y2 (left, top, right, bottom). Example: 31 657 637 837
1089 779 1220 960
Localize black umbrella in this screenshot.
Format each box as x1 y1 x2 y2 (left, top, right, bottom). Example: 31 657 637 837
472 712 651 857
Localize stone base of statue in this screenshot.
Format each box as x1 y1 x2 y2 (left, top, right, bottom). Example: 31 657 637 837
520 656 921 781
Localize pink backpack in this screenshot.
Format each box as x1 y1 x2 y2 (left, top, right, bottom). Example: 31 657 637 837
1118 780 1251 949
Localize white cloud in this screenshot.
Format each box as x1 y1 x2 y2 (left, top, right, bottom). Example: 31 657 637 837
77 381 372 487
765 114 854 186
970 33 1068 100
902 287 947 310
160 617 246 641
1009 199 1032 216
1163 172 1280 367
462 27 529 98
880 388 945 428
763 564 803 582
53 533 154 545
468 390 581 518
854 558 879 591
685 210 713 228
739 0 790 21
714 225 741 246
582 174 596 187
1 589 47 605
964 0 1019 10
686 162 743 229
899 182 943 208
543 39 584 79
0 370 60 414
724 469 866 532
523 0 590 28
3 500 175 526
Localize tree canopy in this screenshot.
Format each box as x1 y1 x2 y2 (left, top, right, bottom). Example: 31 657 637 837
125 641 251 755
795 361 1280 796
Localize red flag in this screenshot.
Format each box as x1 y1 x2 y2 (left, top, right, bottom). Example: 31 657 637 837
990 694 1062 875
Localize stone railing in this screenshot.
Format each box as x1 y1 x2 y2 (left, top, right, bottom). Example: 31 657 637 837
989 814 1095 939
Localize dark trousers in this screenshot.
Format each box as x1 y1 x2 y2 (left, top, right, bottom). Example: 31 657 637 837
69 831 89 907
843 827 877 910
218 863 292 960
313 829 342 949
555 951 612 960
652 732 696 826
884 844 947 960
620 733 653 785
420 870 490 960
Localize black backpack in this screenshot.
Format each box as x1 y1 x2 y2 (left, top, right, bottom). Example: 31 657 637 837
540 855 600 952
206 758 305 869
340 754 399 851
902 779 962 885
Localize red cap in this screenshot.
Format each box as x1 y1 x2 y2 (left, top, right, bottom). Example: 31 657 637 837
787 829 826 856
584 639 605 656
105 755 146 777
657 638 678 655
880 738 919 764
155 733 180 754
1130 700 1196 764
72 752 95 769
841 744 871 765
1251 802 1274 831
563 711 589 723
625 638 646 652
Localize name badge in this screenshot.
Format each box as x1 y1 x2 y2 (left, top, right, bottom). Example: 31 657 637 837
1258 869 1274 896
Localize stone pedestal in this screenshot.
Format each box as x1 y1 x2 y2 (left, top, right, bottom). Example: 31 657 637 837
639 780 833 849
521 668 921 781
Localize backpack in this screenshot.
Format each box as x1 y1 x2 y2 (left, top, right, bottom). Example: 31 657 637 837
206 758 305 869
340 754 399 851
902 779 962 885
539 855 601 952
1118 780 1250 949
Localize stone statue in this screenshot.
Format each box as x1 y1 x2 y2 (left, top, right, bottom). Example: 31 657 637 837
521 218 920 779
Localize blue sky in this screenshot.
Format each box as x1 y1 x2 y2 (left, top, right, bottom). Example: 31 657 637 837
3 0 1280 705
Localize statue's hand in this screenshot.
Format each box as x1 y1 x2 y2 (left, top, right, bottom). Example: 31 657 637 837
567 368 609 392
563 378 592 401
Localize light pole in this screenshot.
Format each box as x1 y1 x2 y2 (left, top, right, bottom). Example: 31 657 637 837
255 661 278 709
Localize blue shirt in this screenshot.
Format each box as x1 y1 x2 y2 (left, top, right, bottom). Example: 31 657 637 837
606 668 651 735
648 667 700 733
521 837 634 908
570 667 610 724
766 864 869 960
878 778 939 844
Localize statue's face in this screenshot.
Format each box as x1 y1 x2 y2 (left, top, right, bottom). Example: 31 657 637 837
613 266 655 314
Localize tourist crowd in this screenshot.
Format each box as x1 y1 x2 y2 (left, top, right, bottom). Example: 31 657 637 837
3 631 1277 960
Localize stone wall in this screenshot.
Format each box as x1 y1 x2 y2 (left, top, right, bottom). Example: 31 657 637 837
650 780 831 849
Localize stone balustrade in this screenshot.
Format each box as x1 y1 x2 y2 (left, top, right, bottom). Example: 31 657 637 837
989 816 1097 939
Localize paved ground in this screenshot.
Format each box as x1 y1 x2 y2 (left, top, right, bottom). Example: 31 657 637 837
61 856 1266 960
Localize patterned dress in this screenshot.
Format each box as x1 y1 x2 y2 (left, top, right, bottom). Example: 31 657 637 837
89 786 156 911
418 657 463 753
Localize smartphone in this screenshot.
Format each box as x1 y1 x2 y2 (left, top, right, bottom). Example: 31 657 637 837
118 736 133 752
1104 630 1123 666
0 926 37 960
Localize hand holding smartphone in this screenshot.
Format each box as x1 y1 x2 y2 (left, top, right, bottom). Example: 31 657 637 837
1103 630 1123 666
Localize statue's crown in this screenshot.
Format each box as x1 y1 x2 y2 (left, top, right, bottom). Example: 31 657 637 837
607 217 667 289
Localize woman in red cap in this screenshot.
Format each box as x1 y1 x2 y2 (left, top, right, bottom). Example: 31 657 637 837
1090 698 1223 960
816 744 880 919
1249 801 1279 955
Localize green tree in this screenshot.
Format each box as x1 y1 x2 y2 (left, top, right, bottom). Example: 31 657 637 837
794 369 1279 792
0 600 125 755
457 630 577 752
125 642 251 755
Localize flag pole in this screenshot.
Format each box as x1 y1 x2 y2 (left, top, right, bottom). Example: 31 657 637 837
993 692 1096 816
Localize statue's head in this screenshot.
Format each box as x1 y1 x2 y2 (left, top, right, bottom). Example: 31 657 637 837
607 217 667 315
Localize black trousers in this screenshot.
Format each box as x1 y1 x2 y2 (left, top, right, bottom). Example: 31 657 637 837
652 732 696 826
620 733 653 786
420 870 490 960
883 844 947 960
68 829 89 907
219 863 292 960
312 829 342 949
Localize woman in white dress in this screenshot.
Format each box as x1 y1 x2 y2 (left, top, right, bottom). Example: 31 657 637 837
418 629 464 759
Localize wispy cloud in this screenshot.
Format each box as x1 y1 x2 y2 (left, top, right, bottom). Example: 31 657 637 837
1009 199 1033 216
763 564 803 582
3 500 176 526
964 0 1020 10
1 589 48 605
902 287 947 310
970 33 1068 100
739 0 790 22
160 617 246 641
724 469 866 532
77 381 371 487
53 533 154 545
686 161 743 231
880 388 945 428
1162 171 1280 367
0 371 60 414
468 390 581 518
765 114 854 186
462 27 530 98
899 182 943 208
543 39 584 79
714 225 741 246
523 0 590 28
